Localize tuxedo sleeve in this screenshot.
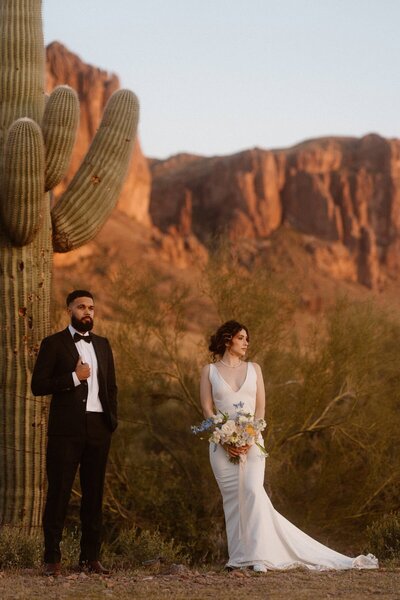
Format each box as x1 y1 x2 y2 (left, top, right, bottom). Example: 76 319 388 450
31 336 75 396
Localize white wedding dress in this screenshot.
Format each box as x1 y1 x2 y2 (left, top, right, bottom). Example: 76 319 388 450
209 362 378 570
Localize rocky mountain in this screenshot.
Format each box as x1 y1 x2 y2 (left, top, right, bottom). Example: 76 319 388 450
150 135 400 290
46 42 400 302
46 42 151 226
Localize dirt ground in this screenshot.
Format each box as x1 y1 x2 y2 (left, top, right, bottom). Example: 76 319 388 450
0 565 399 600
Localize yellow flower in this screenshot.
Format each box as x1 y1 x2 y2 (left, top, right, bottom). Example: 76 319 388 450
245 424 256 436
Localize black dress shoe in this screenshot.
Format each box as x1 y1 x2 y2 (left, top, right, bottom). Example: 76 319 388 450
79 560 110 575
43 562 61 577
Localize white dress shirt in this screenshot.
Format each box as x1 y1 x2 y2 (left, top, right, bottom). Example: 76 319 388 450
69 324 103 412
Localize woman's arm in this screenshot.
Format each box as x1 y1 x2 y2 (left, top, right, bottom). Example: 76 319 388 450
253 362 266 419
200 364 214 418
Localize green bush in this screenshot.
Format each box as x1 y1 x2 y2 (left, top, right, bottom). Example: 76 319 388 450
113 528 187 568
0 526 41 568
0 525 105 570
365 513 400 560
59 527 81 567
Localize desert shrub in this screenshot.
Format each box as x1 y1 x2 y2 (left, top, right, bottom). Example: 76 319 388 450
0 526 41 568
59 527 81 567
112 527 187 567
264 298 400 550
365 513 400 560
59 247 400 563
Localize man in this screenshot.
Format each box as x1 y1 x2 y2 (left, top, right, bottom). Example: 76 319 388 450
31 290 117 577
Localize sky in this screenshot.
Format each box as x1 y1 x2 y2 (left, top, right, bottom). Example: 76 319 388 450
43 0 400 159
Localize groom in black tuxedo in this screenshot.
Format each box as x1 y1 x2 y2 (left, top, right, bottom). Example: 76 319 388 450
31 290 117 577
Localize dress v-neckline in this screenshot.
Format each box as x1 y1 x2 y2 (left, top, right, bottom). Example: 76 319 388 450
213 362 250 393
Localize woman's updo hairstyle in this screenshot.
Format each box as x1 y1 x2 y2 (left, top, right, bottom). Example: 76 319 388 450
209 320 249 361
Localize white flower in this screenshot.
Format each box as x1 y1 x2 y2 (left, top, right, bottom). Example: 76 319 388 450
256 418 266 430
220 420 236 437
212 414 225 425
236 408 248 417
210 430 222 444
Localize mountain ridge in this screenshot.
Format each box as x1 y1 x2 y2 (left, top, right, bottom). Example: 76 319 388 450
45 42 400 324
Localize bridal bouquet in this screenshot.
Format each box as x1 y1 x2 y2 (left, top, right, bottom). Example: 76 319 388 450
191 401 268 464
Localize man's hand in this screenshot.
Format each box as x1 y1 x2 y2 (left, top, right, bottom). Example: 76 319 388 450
75 356 90 381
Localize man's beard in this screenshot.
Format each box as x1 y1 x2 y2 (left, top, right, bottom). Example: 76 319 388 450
71 315 94 333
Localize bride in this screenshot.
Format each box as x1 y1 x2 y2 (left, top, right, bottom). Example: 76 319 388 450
199 320 378 572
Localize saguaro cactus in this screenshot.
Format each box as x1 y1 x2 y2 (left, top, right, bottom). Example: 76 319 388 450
0 0 139 528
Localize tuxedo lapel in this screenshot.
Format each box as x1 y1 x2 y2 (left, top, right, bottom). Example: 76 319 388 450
60 327 80 362
91 334 106 378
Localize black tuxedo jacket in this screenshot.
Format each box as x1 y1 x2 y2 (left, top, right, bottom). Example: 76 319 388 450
31 327 118 435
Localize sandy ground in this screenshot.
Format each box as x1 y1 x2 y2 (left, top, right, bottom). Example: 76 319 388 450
0 565 399 600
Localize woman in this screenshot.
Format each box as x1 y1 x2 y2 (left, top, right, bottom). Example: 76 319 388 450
200 320 378 572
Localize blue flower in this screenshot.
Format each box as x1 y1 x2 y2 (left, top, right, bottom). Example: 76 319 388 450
233 401 244 409
191 417 214 435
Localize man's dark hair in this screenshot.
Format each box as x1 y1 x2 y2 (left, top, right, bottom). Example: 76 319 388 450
66 290 94 307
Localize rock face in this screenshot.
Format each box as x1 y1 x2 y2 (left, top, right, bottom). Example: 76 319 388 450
45 42 400 289
150 135 400 288
150 151 284 241
46 42 151 226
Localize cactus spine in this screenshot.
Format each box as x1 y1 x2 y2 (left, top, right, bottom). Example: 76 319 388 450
0 0 139 528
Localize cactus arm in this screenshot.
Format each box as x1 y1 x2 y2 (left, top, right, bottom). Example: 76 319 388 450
1 117 45 246
51 90 139 252
42 85 79 191
0 0 44 127
0 0 141 529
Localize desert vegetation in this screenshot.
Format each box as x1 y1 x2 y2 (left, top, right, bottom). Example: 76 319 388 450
41 245 399 568
2 245 400 571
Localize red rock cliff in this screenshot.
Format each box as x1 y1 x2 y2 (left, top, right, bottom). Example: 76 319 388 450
150 135 400 288
45 42 400 289
46 42 151 226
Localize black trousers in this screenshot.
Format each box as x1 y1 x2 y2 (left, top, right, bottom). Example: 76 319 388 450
43 413 111 563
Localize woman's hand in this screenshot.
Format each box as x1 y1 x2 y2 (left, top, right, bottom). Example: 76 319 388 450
223 443 251 458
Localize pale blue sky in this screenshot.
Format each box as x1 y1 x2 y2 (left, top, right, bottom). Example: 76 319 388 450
43 0 400 159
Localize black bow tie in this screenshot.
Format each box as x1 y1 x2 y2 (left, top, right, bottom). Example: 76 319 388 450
73 332 92 343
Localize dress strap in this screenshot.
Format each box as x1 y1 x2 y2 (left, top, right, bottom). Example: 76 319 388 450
208 363 215 384
248 361 257 382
